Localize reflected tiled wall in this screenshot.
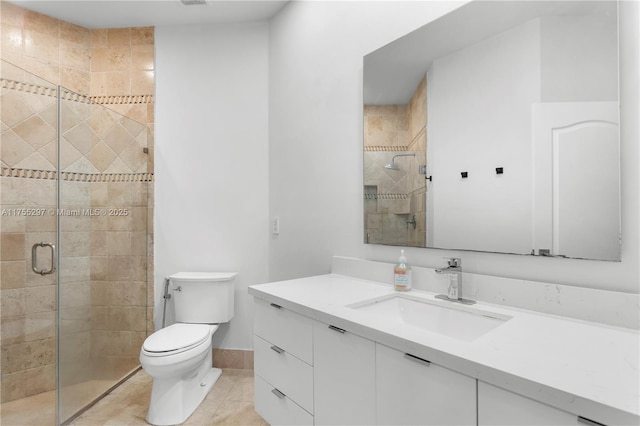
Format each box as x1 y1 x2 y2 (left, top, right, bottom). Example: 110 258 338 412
364 77 427 246
0 0 154 403
407 77 426 247
363 104 409 148
363 105 410 245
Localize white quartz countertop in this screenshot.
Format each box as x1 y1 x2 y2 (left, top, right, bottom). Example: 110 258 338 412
249 274 640 425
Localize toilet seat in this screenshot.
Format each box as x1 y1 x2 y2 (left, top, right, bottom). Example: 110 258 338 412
143 323 215 357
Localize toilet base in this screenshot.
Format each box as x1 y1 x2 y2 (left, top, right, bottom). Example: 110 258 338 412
146 364 222 425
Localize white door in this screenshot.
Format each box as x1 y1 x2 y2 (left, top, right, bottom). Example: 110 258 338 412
532 102 620 260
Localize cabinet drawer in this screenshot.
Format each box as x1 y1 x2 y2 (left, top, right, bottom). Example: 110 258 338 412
253 298 313 364
254 335 313 413
478 382 578 425
254 374 313 426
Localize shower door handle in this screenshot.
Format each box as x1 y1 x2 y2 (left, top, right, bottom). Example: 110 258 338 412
31 242 56 275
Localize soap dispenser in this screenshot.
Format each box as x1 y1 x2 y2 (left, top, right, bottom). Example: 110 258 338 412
394 250 412 291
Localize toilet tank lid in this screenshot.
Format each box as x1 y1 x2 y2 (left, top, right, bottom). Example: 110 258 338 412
170 272 237 282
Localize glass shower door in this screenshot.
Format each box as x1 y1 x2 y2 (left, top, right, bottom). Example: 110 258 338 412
2 61 150 425
1 60 59 425
57 87 149 423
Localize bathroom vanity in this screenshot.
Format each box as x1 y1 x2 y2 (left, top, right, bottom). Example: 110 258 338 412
249 260 639 426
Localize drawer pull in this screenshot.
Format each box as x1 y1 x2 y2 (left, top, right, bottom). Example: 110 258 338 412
328 325 346 333
270 303 282 309
578 416 606 426
271 388 286 399
404 353 431 366
270 345 285 354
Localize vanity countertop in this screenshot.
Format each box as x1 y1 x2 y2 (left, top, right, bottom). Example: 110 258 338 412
249 274 639 425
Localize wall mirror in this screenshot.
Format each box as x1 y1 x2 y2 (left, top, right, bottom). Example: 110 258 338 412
363 0 621 261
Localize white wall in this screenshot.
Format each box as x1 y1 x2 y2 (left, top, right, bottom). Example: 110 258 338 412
540 15 618 102
268 1 639 293
268 1 464 282
428 19 540 253
154 23 269 349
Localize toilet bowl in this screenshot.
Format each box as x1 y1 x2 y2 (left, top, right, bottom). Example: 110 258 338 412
141 323 217 378
140 323 220 425
140 272 236 425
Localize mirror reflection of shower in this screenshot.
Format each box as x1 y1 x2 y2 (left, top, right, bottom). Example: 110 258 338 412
384 153 415 170
363 76 427 248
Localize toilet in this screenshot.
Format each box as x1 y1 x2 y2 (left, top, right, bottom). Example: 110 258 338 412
140 272 236 425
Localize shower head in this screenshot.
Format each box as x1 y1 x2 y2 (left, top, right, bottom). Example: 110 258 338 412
384 153 415 171
384 162 399 170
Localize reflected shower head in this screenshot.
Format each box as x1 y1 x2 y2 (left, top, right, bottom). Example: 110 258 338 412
384 162 399 170
384 153 415 171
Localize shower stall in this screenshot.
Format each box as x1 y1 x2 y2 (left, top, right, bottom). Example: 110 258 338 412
1 60 151 424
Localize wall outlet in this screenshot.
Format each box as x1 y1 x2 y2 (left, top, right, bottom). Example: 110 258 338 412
272 217 280 235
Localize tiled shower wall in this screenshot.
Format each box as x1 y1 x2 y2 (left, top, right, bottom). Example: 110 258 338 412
0 1 154 403
1 71 60 401
364 76 426 246
407 77 426 247
363 103 413 245
58 92 151 388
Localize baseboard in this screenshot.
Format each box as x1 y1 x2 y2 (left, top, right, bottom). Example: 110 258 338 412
212 349 254 370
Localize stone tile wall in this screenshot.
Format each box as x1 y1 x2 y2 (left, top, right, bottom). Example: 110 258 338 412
363 104 409 149
0 2 91 95
0 64 59 401
212 349 254 370
407 76 427 247
1 176 58 401
87 180 149 381
363 76 427 247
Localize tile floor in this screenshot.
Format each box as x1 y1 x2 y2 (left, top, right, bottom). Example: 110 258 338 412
70 369 265 426
1 388 57 426
1 369 264 426
1 379 114 426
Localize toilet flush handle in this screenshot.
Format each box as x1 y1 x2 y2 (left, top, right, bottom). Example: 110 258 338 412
175 286 182 292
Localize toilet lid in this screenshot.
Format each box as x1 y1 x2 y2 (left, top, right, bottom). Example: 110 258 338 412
143 323 211 353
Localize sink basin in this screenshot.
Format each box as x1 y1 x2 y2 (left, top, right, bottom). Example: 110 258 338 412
348 294 511 341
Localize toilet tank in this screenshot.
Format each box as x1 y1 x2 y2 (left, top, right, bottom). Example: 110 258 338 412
170 272 236 324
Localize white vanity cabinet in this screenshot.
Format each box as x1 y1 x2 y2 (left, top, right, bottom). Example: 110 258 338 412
313 321 376 425
250 272 639 426
253 299 314 425
376 343 477 425
252 291 629 426
478 382 591 426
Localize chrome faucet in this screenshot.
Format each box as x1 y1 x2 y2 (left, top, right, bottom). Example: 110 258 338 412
435 258 475 305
